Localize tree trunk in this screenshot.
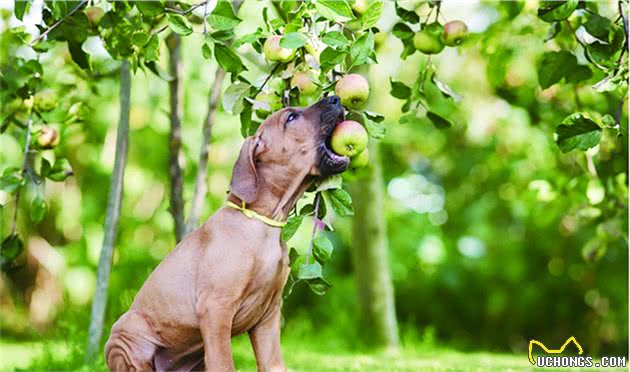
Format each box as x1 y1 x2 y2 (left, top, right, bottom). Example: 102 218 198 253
86 60 131 361
186 68 225 234
167 33 186 243
348 141 400 350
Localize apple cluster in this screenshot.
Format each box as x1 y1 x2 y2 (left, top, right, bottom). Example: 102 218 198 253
413 20 468 55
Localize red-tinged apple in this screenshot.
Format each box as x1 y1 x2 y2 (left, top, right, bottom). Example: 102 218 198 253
442 20 468 46
334 74 370 110
37 125 60 149
86 6 105 26
291 71 319 96
263 35 295 63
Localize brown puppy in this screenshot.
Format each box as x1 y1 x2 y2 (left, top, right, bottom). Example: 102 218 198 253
105 96 349 371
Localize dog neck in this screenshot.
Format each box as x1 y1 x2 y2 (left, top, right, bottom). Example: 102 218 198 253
228 174 314 223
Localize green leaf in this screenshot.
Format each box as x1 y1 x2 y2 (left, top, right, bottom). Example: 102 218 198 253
214 43 246 74
537 0 578 22
349 31 374 67
585 13 612 42
322 31 349 49
431 75 462 101
0 173 23 194
282 215 304 242
394 1 419 24
427 111 453 129
48 12 90 44
359 0 383 29
315 0 355 22
537 51 577 89
168 14 193 36
544 22 561 42
320 47 347 72
1 234 24 270
30 195 47 223
280 32 307 49
313 235 333 264
208 1 241 31
392 22 414 40
555 113 602 153
144 35 160 62
315 175 343 192
68 42 91 70
135 0 163 17
222 81 250 114
365 115 386 139
47 158 73 182
390 78 411 99
201 43 213 60
306 277 332 295
324 188 354 217
132 31 150 47
14 1 28 20
297 262 323 280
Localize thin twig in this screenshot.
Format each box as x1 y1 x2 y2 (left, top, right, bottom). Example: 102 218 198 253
202 0 210 35
255 63 282 96
29 0 87 47
11 109 34 234
304 193 321 265
165 1 208 16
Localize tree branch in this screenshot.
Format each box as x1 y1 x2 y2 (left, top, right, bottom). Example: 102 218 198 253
86 60 131 361
186 68 226 233
29 0 87 47
185 0 243 234
167 33 186 243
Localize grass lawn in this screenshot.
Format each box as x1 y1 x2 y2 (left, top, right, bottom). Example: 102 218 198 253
0 337 625 371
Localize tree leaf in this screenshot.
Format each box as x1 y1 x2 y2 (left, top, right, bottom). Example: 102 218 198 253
320 47 347 72
280 32 306 49
14 1 28 20
427 111 453 129
394 1 419 24
135 0 164 17
297 262 323 280
392 22 414 40
144 35 160 62
145 61 173 81
537 0 578 22
315 0 354 22
364 115 386 139
222 81 250 114
322 31 349 49
0 173 24 194
390 78 411 99
168 14 193 36
47 158 73 182
68 42 91 70
48 12 90 44
281 215 304 242
214 43 246 74
30 195 47 223
349 31 374 67
431 75 462 101
555 113 602 153
537 51 577 89
324 188 354 217
313 235 333 264
208 1 241 31
1 234 24 270
360 0 383 29
306 277 332 295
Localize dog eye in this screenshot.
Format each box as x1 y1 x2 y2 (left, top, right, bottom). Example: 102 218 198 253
286 112 298 123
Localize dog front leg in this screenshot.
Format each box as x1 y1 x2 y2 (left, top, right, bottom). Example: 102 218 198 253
198 302 236 372
248 309 285 372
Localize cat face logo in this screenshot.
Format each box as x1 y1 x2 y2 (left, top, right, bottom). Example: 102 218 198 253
528 336 584 365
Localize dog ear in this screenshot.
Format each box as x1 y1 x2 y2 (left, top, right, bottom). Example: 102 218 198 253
230 136 264 204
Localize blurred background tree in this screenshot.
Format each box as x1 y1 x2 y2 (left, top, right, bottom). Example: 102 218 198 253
0 0 627 370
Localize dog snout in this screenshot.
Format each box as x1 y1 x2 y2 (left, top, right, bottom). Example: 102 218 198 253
325 95 340 106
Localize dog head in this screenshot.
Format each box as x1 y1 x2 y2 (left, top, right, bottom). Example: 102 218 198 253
230 96 349 204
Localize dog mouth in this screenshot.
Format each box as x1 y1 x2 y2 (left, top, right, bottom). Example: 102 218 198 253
318 104 349 176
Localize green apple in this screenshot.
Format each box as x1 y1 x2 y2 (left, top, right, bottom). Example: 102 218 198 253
33 90 57 112
85 6 105 26
330 120 368 157
334 74 370 110
350 148 369 169
37 125 60 149
442 20 468 46
413 22 444 54
255 91 282 119
352 0 369 15
263 35 296 63
291 71 319 96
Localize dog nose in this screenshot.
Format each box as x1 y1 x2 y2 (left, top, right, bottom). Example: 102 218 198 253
326 96 340 106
